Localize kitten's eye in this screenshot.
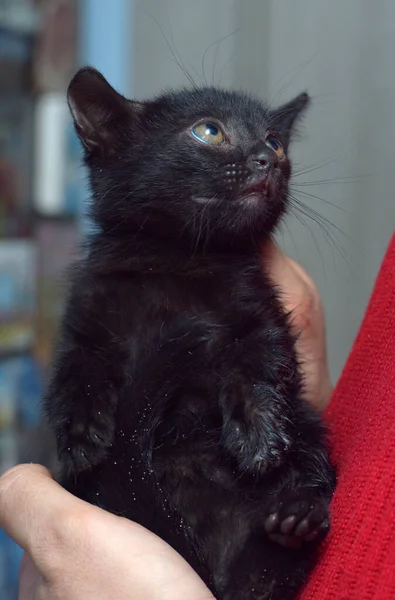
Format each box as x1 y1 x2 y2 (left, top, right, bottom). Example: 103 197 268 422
191 122 225 146
265 135 285 160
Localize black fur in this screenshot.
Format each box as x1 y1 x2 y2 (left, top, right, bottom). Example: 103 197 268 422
45 67 336 600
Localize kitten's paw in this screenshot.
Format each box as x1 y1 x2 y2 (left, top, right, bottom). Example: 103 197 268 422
264 491 330 549
57 406 115 473
221 384 293 473
222 416 291 473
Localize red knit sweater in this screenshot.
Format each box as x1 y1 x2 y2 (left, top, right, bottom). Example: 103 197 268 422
299 233 395 600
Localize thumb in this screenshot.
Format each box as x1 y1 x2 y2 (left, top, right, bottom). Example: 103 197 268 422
0 464 83 558
263 240 332 409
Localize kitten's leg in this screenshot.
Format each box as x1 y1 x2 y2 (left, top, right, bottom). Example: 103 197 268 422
247 431 335 598
44 288 130 474
220 374 296 474
219 384 336 597
229 390 336 548
222 466 335 599
48 309 213 475
223 487 334 599
212 320 301 475
156 456 333 600
152 386 334 600
45 344 127 473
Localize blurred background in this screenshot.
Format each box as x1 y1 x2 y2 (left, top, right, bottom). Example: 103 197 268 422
0 0 394 596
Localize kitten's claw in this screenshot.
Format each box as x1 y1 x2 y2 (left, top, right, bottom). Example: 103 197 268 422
264 491 330 549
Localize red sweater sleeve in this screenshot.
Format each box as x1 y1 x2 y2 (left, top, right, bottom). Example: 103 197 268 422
300 233 395 600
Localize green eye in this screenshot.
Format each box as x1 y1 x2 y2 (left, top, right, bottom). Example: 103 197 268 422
191 122 225 145
265 135 285 159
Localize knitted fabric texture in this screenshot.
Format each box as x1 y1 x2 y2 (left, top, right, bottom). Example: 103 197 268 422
300 233 395 600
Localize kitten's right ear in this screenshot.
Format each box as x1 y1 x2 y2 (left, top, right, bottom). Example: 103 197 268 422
269 92 310 148
67 67 139 156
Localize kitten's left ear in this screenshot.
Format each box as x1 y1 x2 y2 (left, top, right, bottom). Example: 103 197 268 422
270 92 310 145
67 67 142 157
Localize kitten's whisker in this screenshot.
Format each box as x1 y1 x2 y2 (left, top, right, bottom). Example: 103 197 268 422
291 195 351 243
278 220 298 256
210 204 235 239
212 40 221 86
218 52 235 87
292 161 334 177
290 186 347 214
202 197 223 252
268 105 301 130
288 206 327 273
269 53 317 107
149 13 199 88
289 195 349 266
289 195 338 243
201 31 239 86
200 29 239 86
293 175 362 186
168 58 199 88
165 18 200 88
190 194 218 256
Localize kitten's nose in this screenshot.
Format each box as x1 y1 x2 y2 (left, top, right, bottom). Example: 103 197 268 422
249 149 277 173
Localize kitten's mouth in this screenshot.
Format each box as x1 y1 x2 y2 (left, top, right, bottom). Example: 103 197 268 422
239 178 272 203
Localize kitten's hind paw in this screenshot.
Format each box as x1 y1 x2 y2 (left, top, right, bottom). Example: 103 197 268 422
264 491 330 549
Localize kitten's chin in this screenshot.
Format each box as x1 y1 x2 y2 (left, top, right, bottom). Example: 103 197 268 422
239 191 268 205
237 189 288 238
238 190 282 212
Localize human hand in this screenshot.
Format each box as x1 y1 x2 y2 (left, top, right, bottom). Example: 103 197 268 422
263 239 333 411
0 464 215 600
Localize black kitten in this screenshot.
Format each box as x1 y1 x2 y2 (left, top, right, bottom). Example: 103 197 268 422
45 67 336 600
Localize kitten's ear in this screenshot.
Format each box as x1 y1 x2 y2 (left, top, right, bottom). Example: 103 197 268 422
67 67 140 156
270 92 310 144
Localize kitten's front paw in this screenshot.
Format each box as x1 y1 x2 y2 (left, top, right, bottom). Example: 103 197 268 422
221 383 293 473
264 490 330 549
58 417 114 473
56 403 115 473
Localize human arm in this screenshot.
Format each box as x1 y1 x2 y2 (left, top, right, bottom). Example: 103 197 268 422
0 464 215 600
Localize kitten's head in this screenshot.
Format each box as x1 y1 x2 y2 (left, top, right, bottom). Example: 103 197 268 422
68 67 309 252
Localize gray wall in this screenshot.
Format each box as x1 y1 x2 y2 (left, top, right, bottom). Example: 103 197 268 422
133 0 237 96
132 0 395 381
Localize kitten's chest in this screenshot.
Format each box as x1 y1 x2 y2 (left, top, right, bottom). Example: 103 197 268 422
149 262 276 326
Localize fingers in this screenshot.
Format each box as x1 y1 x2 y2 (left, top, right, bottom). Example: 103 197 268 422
0 464 83 558
263 239 317 316
262 239 333 410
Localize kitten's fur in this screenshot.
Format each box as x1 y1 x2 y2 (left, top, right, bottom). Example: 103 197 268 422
45 67 336 600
